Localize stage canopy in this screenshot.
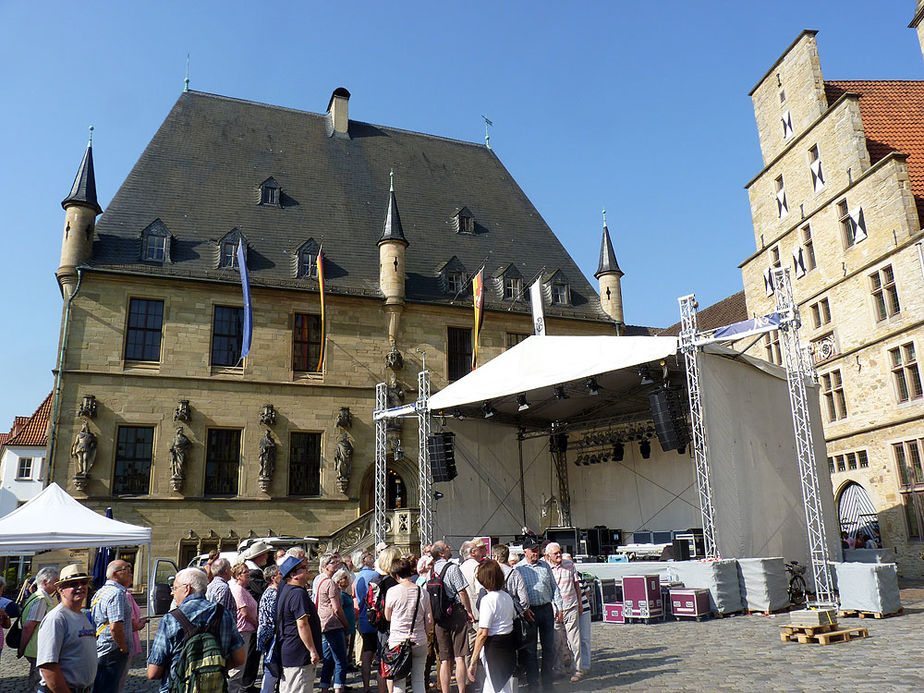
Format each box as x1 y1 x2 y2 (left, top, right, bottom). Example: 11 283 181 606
0 483 152 555
427 335 680 429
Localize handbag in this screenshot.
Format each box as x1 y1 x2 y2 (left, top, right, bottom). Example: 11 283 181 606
504 570 530 650
381 586 421 681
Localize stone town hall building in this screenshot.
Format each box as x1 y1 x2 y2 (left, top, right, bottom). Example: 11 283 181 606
49 87 630 574
742 17 924 577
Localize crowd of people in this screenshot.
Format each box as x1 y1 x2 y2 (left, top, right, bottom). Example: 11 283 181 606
1 535 593 692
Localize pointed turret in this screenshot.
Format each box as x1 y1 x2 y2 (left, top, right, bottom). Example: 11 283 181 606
594 214 625 327
378 171 409 344
57 130 102 298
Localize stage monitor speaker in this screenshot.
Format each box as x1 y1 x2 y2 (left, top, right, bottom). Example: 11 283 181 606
649 387 690 452
427 432 457 482
672 537 692 561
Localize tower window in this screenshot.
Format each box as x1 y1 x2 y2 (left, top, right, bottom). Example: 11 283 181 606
802 225 816 271
871 265 900 321
775 176 788 219
840 200 867 247
821 369 847 421
890 343 922 403
781 110 794 139
809 145 825 193
810 298 831 329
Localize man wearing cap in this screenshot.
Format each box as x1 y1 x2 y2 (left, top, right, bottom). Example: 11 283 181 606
241 541 273 691
147 567 245 692
274 556 322 693
36 564 97 693
516 539 561 688
89 559 133 692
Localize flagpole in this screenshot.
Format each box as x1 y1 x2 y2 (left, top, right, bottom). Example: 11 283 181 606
316 247 326 373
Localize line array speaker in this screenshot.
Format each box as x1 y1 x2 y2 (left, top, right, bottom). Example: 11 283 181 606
649 387 690 452
427 432 457 482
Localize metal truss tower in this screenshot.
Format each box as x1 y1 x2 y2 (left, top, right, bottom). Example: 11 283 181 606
678 294 719 559
773 268 835 607
417 370 433 546
373 382 387 548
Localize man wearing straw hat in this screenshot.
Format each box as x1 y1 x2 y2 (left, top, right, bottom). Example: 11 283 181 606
36 564 98 693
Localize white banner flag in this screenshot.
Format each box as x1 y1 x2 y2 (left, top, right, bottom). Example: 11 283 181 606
530 278 546 335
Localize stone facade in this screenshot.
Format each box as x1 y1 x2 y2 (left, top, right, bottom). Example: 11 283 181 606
741 29 924 576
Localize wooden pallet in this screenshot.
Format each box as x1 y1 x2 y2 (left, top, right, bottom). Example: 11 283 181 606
815 627 869 645
779 622 837 643
837 608 903 619
747 606 791 616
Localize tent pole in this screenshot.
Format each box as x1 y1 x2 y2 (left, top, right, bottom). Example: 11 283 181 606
146 542 151 651
517 430 526 528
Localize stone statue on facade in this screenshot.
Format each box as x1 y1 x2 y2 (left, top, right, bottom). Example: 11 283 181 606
71 422 97 490
334 432 353 494
258 429 276 492
386 382 405 431
336 407 353 430
385 346 404 371
169 426 192 491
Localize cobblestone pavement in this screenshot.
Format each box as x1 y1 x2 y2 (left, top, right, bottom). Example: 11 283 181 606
3 587 923 691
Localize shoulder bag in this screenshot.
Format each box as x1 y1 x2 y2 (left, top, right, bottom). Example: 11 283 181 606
381 586 420 681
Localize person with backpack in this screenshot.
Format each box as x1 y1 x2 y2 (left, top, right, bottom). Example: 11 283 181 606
17 566 59 691
89 559 133 692
147 567 245 693
428 541 474 693
368 546 402 693
353 551 379 693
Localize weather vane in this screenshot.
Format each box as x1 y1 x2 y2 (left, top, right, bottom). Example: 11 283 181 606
482 115 493 149
88 125 94 146
602 208 607 226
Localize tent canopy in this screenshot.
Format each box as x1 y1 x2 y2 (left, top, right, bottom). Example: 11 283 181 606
0 483 152 555
427 335 680 429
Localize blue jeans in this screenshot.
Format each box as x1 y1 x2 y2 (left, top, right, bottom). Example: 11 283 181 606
93 649 129 692
320 628 347 687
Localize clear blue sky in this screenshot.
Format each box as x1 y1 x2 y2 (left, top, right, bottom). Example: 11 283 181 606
1 1 922 428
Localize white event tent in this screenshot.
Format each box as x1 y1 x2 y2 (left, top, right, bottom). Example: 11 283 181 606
0 482 151 555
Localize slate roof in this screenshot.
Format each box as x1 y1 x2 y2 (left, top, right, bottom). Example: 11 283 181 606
5 392 53 448
62 143 102 214
824 80 924 221
656 290 748 337
594 222 621 278
89 90 609 322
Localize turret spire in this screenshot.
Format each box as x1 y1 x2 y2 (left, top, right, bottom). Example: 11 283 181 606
378 173 408 246
61 131 102 215
594 211 621 278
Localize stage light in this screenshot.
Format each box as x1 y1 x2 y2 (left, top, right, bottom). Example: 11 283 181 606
639 440 651 459
394 439 405 461
613 442 624 462
585 378 599 396
553 386 568 400
481 402 496 419
638 366 654 385
517 394 530 411
677 445 686 455
434 491 445 500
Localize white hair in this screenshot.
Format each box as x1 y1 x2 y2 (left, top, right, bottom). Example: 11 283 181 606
332 568 352 586
544 542 561 555
36 567 58 585
175 568 208 594
460 541 473 560
210 557 231 576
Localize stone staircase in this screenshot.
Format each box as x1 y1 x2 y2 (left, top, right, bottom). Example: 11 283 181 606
322 508 420 558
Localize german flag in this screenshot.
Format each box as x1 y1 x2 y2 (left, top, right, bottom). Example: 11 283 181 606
472 268 484 370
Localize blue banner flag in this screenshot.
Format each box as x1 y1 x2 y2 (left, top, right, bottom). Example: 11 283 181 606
238 242 252 361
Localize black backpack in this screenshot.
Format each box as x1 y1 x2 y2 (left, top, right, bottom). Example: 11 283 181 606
365 575 395 632
426 562 455 625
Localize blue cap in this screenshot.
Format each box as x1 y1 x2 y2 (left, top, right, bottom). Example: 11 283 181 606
280 556 305 579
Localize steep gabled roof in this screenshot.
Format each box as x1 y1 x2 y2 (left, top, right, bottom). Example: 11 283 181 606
825 80 924 221
89 90 606 321
5 392 53 448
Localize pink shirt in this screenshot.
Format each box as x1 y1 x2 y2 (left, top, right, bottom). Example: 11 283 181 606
316 576 344 632
385 582 433 648
230 580 258 632
550 561 579 610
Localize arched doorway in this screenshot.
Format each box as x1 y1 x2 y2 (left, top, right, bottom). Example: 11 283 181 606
837 481 880 543
359 458 416 513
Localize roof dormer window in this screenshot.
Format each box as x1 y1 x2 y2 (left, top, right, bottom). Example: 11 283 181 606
140 219 172 263
218 229 246 269
447 271 464 294
293 239 320 280
437 256 468 296
258 177 281 207
551 282 570 305
454 207 475 235
494 264 524 302
503 277 522 301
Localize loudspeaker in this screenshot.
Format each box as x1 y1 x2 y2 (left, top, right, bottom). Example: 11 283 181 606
549 432 568 454
672 537 692 561
427 432 457 482
649 387 690 452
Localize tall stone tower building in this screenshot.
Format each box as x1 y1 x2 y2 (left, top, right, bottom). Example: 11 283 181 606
57 134 102 299
741 27 924 577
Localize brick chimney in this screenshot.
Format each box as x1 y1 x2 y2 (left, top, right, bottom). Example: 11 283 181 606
327 87 351 136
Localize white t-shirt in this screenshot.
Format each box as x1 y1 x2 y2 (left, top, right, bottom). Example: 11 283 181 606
36 604 98 688
478 590 514 636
